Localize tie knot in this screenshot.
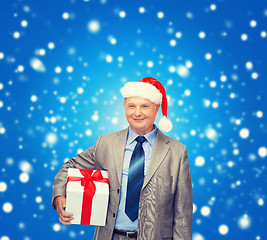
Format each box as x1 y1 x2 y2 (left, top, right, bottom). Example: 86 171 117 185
136 136 146 144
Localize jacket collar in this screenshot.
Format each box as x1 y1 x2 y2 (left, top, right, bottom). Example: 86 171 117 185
142 129 170 191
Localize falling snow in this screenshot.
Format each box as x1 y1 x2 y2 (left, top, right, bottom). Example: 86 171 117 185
87 20 101 33
0 1 266 239
30 58 46 72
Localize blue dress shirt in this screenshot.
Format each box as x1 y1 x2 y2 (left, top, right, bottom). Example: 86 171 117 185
114 125 158 231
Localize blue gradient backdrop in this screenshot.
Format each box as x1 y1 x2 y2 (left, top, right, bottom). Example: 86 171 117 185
0 0 266 239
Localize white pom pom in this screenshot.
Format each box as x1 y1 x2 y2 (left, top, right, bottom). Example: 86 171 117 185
158 117 173 132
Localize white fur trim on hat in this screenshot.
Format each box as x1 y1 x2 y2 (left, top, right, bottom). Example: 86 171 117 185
120 82 162 104
158 116 173 132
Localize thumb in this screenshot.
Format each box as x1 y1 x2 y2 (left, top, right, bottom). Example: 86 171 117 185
62 200 66 209
62 197 67 208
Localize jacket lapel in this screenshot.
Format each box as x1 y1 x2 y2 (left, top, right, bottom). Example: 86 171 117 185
112 128 128 185
142 130 170 191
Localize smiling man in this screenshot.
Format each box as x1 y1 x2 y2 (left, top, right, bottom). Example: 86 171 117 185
124 97 160 135
52 77 193 240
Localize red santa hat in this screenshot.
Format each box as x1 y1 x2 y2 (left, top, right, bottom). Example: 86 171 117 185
120 77 173 132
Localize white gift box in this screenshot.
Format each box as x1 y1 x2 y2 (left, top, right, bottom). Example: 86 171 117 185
66 168 109 226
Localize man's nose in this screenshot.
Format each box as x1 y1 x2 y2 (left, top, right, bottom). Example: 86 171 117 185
135 107 142 116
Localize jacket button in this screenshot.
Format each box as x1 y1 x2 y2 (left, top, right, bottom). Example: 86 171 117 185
113 213 116 218
117 189 120 194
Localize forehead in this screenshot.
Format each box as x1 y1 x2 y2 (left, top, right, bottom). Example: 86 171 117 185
124 97 154 105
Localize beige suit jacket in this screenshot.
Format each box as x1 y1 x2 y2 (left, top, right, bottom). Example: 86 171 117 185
52 128 192 240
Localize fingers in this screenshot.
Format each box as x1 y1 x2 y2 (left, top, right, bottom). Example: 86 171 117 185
59 215 73 225
58 211 74 225
55 196 74 225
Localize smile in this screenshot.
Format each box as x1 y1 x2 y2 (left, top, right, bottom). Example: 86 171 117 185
133 118 145 122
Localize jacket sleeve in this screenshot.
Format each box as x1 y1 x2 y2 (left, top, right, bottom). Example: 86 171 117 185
51 135 103 209
173 146 193 240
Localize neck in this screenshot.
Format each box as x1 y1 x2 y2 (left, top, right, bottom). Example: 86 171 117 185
130 125 154 136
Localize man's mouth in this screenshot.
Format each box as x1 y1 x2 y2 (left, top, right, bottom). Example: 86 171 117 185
133 118 145 121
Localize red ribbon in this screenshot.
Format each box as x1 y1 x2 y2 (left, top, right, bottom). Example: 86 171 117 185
67 169 109 225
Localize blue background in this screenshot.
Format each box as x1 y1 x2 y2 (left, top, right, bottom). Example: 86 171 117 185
0 0 266 239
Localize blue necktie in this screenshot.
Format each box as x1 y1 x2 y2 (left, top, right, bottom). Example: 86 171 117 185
125 136 146 221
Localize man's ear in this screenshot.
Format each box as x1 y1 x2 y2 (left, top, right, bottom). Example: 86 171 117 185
156 104 160 112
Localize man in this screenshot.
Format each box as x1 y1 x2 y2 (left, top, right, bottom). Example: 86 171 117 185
52 77 193 240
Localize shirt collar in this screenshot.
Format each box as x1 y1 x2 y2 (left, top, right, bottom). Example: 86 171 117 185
127 124 158 146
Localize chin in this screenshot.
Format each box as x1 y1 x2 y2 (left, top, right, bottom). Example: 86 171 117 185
133 124 145 130
130 122 144 129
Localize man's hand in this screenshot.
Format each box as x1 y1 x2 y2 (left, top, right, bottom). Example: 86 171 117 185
55 196 74 225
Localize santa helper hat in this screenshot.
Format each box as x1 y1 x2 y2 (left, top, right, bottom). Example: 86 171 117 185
120 77 173 132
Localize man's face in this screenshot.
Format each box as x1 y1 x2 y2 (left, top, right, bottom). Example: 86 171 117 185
124 97 159 135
